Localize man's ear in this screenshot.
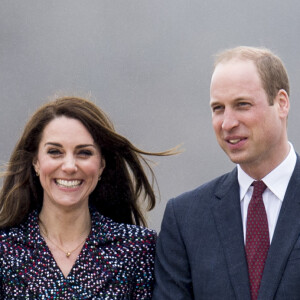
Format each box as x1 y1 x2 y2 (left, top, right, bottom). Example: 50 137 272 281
276 89 289 118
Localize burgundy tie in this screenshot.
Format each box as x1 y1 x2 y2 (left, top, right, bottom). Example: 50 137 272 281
245 180 269 300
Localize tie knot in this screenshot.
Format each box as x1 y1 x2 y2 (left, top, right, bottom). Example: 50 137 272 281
252 180 267 197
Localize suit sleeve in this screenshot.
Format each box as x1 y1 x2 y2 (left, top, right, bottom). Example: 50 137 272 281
152 199 194 299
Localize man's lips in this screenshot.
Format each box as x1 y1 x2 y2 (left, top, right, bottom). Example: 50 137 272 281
228 138 242 144
225 137 247 145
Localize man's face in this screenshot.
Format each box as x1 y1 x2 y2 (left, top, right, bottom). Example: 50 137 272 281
210 59 289 178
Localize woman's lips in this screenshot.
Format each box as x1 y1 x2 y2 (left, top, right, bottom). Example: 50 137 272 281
55 179 83 188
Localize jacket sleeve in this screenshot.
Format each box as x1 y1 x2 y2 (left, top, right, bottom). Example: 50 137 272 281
131 229 157 299
152 199 194 299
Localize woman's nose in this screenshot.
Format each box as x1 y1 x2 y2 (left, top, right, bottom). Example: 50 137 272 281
61 156 78 173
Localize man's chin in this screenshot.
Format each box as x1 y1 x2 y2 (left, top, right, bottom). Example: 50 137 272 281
226 152 247 165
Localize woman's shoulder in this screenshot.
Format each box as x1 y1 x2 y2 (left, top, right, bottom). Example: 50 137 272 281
0 210 37 245
0 225 26 253
0 227 10 242
104 215 156 240
92 210 157 245
116 220 157 242
0 223 24 240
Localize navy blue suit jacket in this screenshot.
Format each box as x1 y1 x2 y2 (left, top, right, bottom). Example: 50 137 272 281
153 158 300 299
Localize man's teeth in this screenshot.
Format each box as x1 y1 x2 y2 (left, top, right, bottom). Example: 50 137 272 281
229 139 241 144
56 179 82 187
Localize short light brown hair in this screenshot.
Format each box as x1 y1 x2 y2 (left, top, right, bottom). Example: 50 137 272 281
214 46 289 104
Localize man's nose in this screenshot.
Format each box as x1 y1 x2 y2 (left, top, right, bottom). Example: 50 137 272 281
221 109 239 131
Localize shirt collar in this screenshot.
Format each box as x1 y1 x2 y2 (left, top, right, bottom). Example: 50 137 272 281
238 142 297 201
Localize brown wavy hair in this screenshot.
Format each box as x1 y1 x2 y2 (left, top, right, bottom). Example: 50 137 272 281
0 96 175 228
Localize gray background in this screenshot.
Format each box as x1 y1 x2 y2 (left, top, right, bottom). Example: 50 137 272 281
1 1 300 231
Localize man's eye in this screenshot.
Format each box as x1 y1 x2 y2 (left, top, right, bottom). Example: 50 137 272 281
238 102 251 107
212 105 223 112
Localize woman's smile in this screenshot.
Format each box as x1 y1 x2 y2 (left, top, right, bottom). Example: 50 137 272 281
55 179 83 188
34 116 105 209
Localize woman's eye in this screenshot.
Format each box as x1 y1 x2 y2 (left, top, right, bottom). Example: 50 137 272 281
47 149 62 156
78 150 93 157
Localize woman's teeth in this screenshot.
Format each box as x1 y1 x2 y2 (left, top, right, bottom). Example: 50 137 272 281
55 179 82 188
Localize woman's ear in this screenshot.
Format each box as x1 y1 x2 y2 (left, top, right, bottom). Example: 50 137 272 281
99 157 106 176
32 158 40 176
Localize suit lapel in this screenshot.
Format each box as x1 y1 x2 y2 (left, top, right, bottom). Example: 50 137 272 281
258 158 300 299
212 168 251 300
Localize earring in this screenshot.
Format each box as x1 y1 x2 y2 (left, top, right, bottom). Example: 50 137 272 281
98 175 101 181
36 171 39 177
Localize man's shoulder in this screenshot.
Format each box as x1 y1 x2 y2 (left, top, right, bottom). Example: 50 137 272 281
176 169 236 198
168 169 237 210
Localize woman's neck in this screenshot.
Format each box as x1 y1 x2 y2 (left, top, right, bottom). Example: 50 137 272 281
38 204 92 278
38 204 91 244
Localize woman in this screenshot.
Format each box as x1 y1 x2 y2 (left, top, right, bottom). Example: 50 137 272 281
0 96 174 299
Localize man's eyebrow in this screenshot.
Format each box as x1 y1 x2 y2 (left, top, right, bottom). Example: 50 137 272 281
210 101 221 107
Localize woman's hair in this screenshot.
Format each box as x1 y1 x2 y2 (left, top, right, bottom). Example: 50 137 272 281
0 96 175 228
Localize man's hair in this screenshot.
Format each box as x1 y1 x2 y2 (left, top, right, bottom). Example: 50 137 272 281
214 46 289 104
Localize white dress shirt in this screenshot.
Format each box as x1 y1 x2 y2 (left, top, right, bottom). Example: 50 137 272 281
238 143 297 244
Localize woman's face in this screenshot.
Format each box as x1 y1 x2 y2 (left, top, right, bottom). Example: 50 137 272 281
33 116 105 210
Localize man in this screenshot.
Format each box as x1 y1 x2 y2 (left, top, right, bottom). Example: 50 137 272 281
153 46 300 299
